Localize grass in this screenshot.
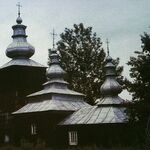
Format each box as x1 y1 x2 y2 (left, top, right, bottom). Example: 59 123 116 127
0 143 150 150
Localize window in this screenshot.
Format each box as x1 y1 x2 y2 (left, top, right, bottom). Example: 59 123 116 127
68 131 78 145
31 124 37 135
4 134 9 143
16 91 18 97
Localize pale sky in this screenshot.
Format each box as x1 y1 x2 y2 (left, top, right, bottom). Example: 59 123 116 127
0 0 150 100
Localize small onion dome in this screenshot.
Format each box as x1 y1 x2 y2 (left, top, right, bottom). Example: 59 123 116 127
6 17 35 59
6 41 35 58
46 64 66 79
100 78 122 96
16 16 22 24
105 55 116 76
46 48 66 79
106 55 112 62
100 55 122 96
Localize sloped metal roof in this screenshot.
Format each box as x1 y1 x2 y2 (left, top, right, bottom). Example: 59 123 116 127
59 55 128 126
59 105 127 125
28 87 84 97
96 96 125 105
26 48 84 97
1 58 45 69
12 47 88 116
13 99 90 114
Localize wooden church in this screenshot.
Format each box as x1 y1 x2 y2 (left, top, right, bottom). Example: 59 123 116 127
0 5 129 147
0 6 46 144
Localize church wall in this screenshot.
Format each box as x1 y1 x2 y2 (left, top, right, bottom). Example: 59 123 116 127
12 111 72 146
0 66 46 144
59 123 132 147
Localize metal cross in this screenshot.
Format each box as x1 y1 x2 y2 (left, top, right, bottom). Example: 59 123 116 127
16 2 22 17
51 29 57 48
106 38 110 56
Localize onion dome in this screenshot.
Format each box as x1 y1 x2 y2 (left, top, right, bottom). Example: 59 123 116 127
96 39 125 106
46 48 66 80
59 41 128 126
100 55 122 96
60 54 128 125
6 15 35 59
44 47 68 90
13 43 88 115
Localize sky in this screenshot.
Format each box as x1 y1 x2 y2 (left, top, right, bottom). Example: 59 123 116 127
0 0 150 99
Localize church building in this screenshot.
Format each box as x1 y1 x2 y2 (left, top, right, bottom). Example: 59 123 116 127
13 44 90 145
0 5 46 143
59 53 128 146
13 37 128 146
0 4 129 147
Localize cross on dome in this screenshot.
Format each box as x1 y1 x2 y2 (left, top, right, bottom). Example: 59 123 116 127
50 29 57 48
16 2 22 17
106 38 110 56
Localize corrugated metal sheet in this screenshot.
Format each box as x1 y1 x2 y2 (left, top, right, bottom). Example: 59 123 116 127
59 106 127 125
1 58 45 69
13 99 90 114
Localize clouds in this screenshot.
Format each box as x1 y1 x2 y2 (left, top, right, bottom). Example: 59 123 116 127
0 0 149 99
1 0 150 70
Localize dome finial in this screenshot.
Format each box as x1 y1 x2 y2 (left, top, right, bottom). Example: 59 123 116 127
16 2 22 24
46 29 66 81
106 38 110 56
48 29 59 65
100 40 122 97
17 2 22 17
50 29 57 48
6 4 35 59
106 38 112 62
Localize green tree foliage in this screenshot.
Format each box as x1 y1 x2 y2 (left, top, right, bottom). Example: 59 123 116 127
127 32 150 122
48 23 123 104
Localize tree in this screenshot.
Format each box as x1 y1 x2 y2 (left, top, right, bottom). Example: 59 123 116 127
49 23 123 104
127 32 150 122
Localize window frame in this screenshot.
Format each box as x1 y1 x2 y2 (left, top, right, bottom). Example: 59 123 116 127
68 131 78 146
31 123 37 135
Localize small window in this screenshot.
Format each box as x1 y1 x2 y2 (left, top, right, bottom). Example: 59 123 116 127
4 134 9 143
68 131 78 145
31 124 37 135
16 91 18 97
